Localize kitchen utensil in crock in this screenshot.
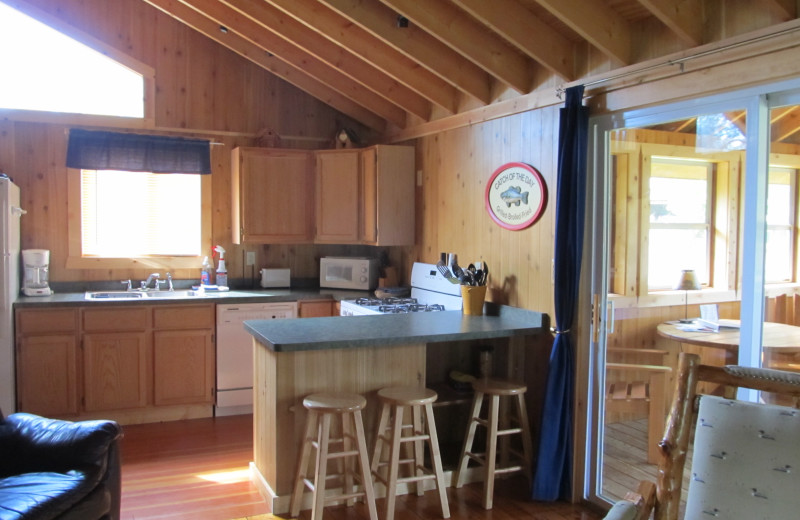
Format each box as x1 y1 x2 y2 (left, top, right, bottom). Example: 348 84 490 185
437 252 460 284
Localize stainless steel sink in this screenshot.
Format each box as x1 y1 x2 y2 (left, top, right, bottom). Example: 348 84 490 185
148 290 205 298
84 289 209 300
85 291 148 300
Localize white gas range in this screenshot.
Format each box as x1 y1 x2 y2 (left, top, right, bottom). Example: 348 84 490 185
339 262 463 316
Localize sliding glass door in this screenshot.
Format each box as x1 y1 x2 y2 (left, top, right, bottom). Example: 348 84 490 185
761 93 800 403
583 82 800 508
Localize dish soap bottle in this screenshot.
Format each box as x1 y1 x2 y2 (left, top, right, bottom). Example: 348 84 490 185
214 245 228 287
200 256 212 286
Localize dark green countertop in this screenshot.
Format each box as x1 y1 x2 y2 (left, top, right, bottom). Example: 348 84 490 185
13 288 369 308
244 304 548 352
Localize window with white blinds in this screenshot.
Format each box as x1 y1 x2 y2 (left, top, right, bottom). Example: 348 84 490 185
80 169 201 257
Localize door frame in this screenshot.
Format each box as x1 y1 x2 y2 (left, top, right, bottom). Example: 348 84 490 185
577 76 800 508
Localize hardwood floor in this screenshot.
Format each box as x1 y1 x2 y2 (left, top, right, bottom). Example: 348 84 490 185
121 414 268 520
120 414 603 520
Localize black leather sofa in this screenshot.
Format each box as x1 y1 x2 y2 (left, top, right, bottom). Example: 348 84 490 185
0 410 123 520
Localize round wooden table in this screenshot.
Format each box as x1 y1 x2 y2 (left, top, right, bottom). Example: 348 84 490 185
657 320 800 395
656 321 800 354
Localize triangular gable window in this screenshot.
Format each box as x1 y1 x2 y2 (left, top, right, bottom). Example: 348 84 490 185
0 1 144 118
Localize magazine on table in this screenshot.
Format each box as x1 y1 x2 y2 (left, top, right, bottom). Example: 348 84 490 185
672 304 740 332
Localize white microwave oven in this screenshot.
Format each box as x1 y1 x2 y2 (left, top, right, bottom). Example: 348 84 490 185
320 256 379 291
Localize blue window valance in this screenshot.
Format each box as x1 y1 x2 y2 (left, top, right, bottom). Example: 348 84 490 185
66 129 211 174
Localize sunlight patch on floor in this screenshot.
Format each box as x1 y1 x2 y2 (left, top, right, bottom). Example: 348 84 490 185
195 468 252 484
229 516 289 520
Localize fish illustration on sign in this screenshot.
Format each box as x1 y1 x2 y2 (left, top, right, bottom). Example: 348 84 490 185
500 186 529 207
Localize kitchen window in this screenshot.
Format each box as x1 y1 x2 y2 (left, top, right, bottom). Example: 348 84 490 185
66 168 211 271
80 169 201 257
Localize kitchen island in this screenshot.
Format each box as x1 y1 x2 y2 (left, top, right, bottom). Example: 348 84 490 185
245 304 548 514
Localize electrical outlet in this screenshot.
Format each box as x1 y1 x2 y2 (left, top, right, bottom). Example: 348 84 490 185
245 251 256 266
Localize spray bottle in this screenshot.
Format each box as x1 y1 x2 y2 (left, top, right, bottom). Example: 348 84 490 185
200 256 212 286
214 245 228 287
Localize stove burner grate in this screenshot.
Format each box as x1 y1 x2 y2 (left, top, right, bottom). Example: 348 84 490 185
378 303 446 313
355 296 418 306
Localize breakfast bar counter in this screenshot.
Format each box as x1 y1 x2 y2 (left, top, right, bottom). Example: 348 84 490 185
244 305 547 352
246 305 548 514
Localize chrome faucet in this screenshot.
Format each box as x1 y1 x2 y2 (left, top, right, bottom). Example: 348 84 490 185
142 273 160 290
166 272 174 291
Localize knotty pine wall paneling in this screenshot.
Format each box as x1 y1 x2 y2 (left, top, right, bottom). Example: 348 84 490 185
2 0 377 286
415 107 559 317
414 108 561 456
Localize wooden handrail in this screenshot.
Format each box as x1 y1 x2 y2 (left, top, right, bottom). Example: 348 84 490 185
607 362 672 372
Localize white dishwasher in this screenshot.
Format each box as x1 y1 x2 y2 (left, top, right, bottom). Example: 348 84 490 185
215 302 297 416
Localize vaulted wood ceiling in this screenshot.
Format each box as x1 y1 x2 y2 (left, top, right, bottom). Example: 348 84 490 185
142 0 799 141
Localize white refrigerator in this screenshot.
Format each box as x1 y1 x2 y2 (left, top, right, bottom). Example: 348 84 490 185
1 176 24 414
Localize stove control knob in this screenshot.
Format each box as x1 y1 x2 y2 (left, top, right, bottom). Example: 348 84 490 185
360 275 368 283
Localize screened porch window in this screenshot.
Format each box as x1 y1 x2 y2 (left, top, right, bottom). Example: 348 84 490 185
647 158 713 290
765 167 797 283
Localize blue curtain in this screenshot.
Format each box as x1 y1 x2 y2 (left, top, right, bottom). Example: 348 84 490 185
66 129 211 174
532 85 589 501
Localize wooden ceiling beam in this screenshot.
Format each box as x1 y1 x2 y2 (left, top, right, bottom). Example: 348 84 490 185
176 0 407 128
759 0 797 21
534 0 632 65
322 0 491 104
222 0 431 120
263 0 459 114
771 107 800 143
142 0 386 131
636 0 703 46
452 0 575 81
379 0 535 94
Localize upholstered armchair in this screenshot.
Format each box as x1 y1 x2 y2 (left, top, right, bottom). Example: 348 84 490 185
604 352 800 520
0 410 123 520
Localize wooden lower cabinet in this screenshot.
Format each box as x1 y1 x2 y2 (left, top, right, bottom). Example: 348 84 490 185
153 305 215 406
298 299 335 317
154 329 214 406
16 334 79 416
15 303 215 424
83 332 149 411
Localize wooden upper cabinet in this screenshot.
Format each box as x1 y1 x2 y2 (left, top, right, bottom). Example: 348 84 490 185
232 145 415 245
315 150 360 244
232 147 314 244
317 145 415 245
361 147 378 244
362 145 415 246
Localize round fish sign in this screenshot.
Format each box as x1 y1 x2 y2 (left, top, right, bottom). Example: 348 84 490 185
485 162 547 230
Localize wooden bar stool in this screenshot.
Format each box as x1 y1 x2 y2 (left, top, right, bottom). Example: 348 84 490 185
289 392 378 520
371 386 450 520
454 378 533 509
